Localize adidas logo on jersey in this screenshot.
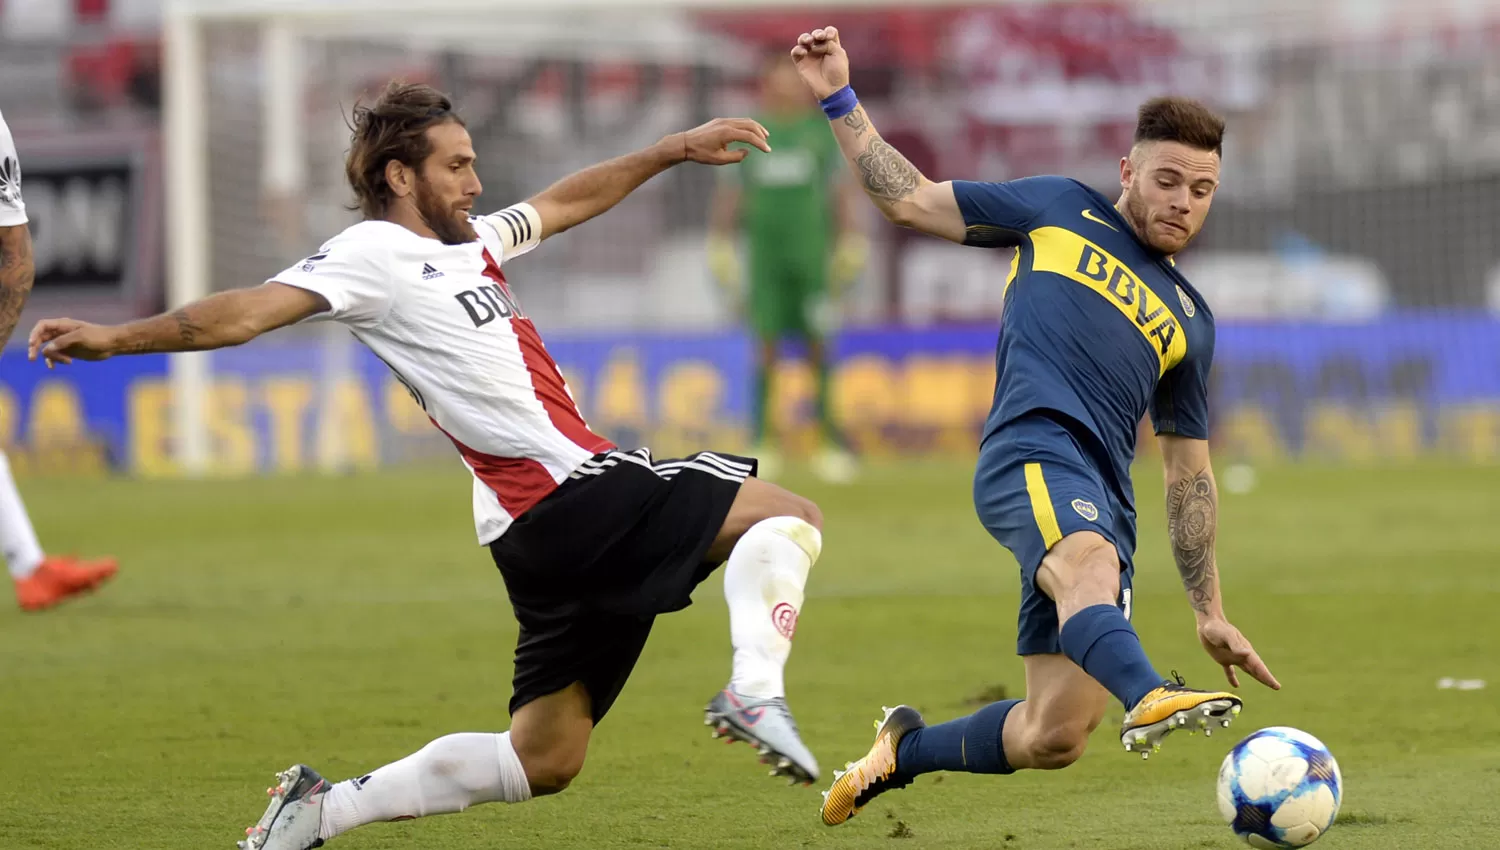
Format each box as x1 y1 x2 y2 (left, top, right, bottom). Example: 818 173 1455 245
421 263 445 280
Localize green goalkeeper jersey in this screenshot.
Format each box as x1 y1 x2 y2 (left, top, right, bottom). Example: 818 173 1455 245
731 112 844 262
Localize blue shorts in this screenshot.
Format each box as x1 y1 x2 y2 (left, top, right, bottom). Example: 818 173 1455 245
973 413 1137 656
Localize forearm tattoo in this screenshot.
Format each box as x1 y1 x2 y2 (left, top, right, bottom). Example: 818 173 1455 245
1166 470 1218 614
173 307 204 346
853 138 921 202
0 232 34 349
119 307 208 355
842 108 870 135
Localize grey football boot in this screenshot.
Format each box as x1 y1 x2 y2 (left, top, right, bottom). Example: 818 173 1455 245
705 686 820 785
237 764 329 850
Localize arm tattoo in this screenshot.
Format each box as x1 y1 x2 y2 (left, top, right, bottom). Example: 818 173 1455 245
173 308 205 346
120 338 154 354
117 306 209 355
1166 470 1218 614
853 138 921 202
842 108 870 135
0 230 35 349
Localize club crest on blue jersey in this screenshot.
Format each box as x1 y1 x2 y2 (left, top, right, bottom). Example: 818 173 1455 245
1071 499 1099 521
1177 285 1196 318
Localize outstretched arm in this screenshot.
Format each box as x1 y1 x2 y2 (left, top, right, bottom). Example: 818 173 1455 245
28 283 328 366
1160 434 1280 691
790 27 966 243
525 119 770 240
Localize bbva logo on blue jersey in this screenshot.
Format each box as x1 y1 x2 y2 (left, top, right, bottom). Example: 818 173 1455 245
1074 245 1179 356
1027 227 1188 374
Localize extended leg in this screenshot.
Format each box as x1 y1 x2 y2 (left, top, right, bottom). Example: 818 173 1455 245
704 476 823 784
237 685 589 850
1041 531 1242 758
819 654 1108 826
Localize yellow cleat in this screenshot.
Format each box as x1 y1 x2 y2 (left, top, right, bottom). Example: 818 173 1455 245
819 705 924 826
1120 672 1242 760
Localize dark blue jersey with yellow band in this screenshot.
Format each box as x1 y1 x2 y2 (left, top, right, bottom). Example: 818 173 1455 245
956 176 1214 511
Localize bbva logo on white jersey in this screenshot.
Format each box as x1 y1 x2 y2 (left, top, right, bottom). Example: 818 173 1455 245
456 283 524 328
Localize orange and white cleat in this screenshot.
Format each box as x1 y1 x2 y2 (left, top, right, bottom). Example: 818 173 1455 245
1120 672 1242 759
13 555 118 612
819 705 924 826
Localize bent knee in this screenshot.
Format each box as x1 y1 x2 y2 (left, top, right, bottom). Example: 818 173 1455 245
1050 531 1119 573
749 486 822 534
788 495 822 531
1025 724 1091 770
514 743 586 797
754 484 822 532
1039 532 1120 595
746 506 824 566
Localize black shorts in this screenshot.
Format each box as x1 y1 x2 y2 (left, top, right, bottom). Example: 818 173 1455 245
488 448 755 723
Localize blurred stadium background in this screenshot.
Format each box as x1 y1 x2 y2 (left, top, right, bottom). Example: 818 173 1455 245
7 4 1500 849
2 0 1499 476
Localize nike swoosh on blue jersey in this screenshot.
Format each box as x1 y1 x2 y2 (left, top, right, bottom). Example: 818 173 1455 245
1081 208 1119 231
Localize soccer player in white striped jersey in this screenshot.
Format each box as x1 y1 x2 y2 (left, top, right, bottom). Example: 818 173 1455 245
0 108 118 611
30 83 826 849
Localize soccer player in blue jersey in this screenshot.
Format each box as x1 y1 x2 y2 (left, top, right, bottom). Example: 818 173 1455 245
789 28 1283 825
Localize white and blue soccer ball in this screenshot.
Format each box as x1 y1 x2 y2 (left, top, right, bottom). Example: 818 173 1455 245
1216 727 1342 848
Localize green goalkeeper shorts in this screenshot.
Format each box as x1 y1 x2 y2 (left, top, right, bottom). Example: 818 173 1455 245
746 250 830 339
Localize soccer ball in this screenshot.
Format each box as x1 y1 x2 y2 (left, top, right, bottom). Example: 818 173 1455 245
1216 727 1342 848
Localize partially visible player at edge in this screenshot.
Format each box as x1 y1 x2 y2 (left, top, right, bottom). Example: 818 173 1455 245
30 83 825 850
789 28 1281 826
0 108 118 611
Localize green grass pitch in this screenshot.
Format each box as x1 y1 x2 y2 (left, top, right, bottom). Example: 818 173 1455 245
2 459 1498 849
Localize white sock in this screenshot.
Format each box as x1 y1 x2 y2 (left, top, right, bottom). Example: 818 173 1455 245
0 452 44 580
318 732 531 840
724 516 821 699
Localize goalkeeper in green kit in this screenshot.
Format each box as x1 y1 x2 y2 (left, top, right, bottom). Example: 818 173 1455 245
708 53 867 483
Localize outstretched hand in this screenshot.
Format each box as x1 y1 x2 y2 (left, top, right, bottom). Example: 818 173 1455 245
678 118 771 165
28 318 115 367
790 27 851 100
1198 618 1280 690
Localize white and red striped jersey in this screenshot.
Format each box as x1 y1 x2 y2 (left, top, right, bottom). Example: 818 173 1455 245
270 203 615 544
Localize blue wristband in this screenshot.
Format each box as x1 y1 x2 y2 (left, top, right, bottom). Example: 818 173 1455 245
820 85 859 121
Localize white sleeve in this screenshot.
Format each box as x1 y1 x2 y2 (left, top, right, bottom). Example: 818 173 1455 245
268 231 392 327
0 110 26 228
475 202 543 262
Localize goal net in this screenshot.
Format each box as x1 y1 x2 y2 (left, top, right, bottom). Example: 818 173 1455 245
166 0 1500 474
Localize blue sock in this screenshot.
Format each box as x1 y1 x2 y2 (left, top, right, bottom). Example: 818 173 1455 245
895 699 1020 778
1058 603 1165 709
